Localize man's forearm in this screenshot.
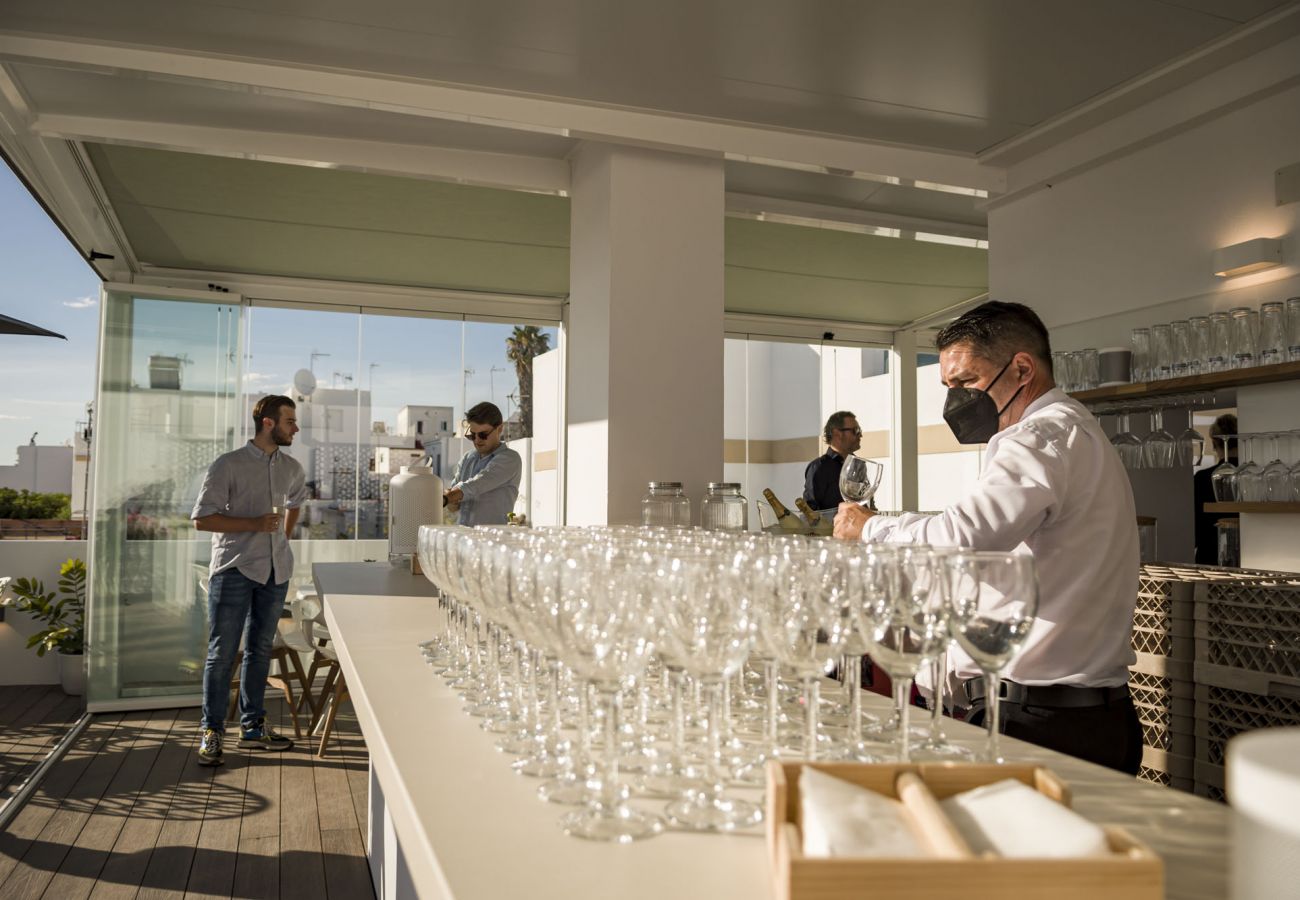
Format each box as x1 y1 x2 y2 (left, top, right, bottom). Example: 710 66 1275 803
193 513 261 533
285 508 301 537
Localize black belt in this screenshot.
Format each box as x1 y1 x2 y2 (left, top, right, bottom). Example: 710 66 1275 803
961 678 1129 710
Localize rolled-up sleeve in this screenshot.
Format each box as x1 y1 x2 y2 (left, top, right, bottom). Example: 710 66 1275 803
286 468 308 508
192 458 230 520
864 430 1061 551
456 449 522 501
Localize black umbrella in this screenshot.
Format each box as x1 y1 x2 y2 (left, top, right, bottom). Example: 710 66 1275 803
0 313 66 339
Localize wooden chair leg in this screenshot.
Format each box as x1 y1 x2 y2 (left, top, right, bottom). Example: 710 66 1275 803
273 649 303 739
300 652 326 722
311 664 339 731
287 648 315 724
316 672 348 759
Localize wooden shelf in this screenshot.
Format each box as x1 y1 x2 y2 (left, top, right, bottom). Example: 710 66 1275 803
1071 360 1300 404
1204 502 1300 513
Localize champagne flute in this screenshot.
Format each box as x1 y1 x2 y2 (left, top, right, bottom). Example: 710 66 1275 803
839 455 884 505
946 552 1039 765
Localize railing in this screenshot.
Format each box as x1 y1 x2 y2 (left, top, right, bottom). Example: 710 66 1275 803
0 519 85 540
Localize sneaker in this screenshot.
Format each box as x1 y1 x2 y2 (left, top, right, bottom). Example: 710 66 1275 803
197 728 224 767
237 720 294 751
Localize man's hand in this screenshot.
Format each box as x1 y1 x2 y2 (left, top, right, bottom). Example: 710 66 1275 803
256 513 282 533
443 487 464 505
833 502 874 542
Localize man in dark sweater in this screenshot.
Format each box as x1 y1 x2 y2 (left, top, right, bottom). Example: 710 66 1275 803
803 410 861 511
1194 413 1238 565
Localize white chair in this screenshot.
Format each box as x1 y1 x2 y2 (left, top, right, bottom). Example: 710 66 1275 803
297 595 349 757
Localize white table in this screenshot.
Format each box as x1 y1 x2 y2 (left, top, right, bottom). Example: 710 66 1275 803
316 562 1229 900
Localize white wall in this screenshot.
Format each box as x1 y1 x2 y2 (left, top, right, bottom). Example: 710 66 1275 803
0 539 86 685
988 38 1300 568
0 444 74 495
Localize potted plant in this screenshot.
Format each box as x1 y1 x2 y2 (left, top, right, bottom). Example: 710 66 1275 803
0 558 87 696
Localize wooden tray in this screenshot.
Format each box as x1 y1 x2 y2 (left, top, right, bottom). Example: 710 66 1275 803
766 761 1163 900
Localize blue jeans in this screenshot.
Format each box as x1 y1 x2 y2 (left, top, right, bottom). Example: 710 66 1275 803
201 568 288 733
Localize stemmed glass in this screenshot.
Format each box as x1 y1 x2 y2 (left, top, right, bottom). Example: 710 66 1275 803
946 552 1039 765
655 546 762 831
1288 430 1300 502
1110 408 1144 470
1211 435 1239 502
853 545 948 763
1261 433 1291 502
909 552 971 761
553 541 663 842
1236 435 1265 502
1142 408 1177 469
839 455 884 505
1171 401 1205 468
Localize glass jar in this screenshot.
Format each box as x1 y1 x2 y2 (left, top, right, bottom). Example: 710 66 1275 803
1136 516 1158 565
1216 519 1240 568
700 482 748 532
641 481 691 528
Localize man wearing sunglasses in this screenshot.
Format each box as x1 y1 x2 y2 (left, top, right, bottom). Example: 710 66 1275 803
443 401 522 526
803 410 862 512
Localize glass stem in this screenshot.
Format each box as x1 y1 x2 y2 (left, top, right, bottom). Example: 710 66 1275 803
847 654 863 746
763 659 780 754
894 675 912 763
927 650 947 743
670 668 686 769
984 672 1003 764
598 688 621 814
705 679 725 794
804 676 820 762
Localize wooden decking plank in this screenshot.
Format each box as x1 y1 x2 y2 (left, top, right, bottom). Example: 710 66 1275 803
277 724 327 900
320 827 373 900
41 709 179 900
0 684 47 720
0 685 54 727
0 693 83 805
135 721 218 900
230 832 278 900
0 714 123 889
0 713 133 899
181 732 252 900
88 711 194 900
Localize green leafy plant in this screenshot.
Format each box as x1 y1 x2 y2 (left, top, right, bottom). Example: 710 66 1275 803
1 558 86 656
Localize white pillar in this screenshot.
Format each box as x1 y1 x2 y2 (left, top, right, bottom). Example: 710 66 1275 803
890 329 919 511
566 143 725 525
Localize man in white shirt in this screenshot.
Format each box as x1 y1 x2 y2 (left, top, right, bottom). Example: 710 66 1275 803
835 301 1142 774
443 401 522 526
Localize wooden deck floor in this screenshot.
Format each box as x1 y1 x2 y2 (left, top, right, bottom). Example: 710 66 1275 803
0 685 85 810
0 696 372 900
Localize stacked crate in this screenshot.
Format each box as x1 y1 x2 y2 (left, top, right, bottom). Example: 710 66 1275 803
1129 567 1197 790
1192 574 1300 802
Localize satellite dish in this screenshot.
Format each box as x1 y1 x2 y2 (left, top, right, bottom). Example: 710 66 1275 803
293 368 317 397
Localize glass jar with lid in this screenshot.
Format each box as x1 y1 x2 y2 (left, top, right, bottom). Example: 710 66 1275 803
641 481 692 527
700 482 748 532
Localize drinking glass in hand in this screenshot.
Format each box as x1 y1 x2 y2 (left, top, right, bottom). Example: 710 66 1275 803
839 455 884 505
946 552 1038 765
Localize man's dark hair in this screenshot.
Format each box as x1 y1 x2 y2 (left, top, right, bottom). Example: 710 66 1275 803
465 401 503 428
252 395 295 433
823 411 856 443
935 301 1053 373
1210 413 1237 438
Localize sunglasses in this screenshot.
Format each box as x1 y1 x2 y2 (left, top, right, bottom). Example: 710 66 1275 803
836 426 863 436
465 427 497 441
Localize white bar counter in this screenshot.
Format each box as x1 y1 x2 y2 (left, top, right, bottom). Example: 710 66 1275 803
316 561 1228 900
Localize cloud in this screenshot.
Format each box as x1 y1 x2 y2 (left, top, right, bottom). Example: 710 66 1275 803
0 414 31 420
243 371 280 389
62 295 97 309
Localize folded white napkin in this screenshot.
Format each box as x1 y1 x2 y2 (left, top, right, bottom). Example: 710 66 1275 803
939 778 1110 859
799 768 927 858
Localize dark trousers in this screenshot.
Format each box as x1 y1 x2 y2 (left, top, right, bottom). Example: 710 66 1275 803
201 569 288 734
967 694 1144 775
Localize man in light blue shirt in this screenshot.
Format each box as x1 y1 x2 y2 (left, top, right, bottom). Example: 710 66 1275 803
444 401 522 526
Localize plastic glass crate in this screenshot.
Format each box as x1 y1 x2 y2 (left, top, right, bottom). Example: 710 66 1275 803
1129 669 1195 754
1193 683 1300 767
1195 579 1300 681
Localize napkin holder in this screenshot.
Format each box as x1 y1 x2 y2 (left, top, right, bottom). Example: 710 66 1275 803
766 761 1162 900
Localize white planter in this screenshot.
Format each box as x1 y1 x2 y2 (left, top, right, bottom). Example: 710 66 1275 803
59 651 85 696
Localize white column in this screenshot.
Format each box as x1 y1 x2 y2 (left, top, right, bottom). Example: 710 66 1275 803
890 329 919 511
566 143 725 525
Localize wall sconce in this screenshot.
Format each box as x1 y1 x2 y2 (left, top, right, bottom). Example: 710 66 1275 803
1213 238 1282 277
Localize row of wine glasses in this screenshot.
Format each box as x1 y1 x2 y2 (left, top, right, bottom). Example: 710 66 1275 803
1211 431 1300 503
1131 298 1300 382
414 524 1038 842
1100 396 1208 469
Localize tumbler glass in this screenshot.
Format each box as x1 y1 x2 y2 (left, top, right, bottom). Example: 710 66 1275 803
1171 320 1192 376
1151 324 1173 380
1188 316 1210 376
1230 307 1259 369
1288 297 1300 363
1130 328 1151 382
1080 349 1099 391
1207 312 1231 372
1259 302 1286 366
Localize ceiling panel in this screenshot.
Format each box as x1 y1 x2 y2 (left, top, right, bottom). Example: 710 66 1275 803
1 0 1286 153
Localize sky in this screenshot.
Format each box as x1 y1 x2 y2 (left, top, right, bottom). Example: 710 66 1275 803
0 159 101 460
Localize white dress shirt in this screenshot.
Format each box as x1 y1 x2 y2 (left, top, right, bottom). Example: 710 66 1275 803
864 387 1138 688
451 443 522 526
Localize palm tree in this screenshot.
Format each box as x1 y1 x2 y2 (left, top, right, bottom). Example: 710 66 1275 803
504 326 552 438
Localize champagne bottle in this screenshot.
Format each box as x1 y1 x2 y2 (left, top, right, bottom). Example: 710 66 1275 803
762 489 807 533
794 497 834 536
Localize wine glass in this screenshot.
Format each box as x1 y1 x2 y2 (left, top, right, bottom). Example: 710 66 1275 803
946 552 1039 765
1236 435 1265 502
1211 435 1239 502
1110 408 1144 470
839 455 884 505
1141 408 1177 469
1261 432 1291 502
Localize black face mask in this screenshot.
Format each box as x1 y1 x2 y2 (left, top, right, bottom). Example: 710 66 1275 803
942 358 1026 445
